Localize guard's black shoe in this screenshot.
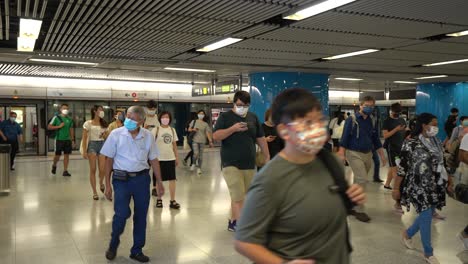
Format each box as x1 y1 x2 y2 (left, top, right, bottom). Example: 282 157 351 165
105 248 116 260
62 171 71 177
129 253 150 263
51 165 57 174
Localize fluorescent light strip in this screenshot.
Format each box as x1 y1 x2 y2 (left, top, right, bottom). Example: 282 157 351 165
164 67 216 73
19 18 42 39
422 58 468 67
394 81 418 84
335 77 363 81
284 0 356 20
322 49 379 60
29 58 98 66
414 75 448 80
446 30 468 37
17 38 36 52
196 37 243 52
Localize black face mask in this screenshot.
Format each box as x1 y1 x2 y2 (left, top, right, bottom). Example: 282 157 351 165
393 112 401 118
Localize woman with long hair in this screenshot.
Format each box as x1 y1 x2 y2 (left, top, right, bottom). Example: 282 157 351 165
152 111 181 209
81 105 108 200
329 111 345 152
107 110 124 134
187 110 214 175
393 113 453 264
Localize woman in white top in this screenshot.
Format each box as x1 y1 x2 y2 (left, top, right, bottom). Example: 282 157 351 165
151 111 180 209
329 111 345 152
81 105 108 200
187 110 214 175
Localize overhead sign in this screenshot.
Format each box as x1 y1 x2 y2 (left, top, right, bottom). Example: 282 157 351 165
192 84 212 97
214 80 240 95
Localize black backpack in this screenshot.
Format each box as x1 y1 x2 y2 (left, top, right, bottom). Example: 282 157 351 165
317 149 356 252
46 115 63 138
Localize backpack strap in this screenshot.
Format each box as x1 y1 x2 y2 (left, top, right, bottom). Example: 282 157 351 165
317 149 355 253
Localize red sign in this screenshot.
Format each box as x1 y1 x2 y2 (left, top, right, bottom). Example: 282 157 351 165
131 92 137 98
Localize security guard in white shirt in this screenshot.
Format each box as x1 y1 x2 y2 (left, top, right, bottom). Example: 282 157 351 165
101 106 164 263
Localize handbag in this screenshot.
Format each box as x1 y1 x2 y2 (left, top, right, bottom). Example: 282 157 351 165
255 145 266 167
187 120 197 144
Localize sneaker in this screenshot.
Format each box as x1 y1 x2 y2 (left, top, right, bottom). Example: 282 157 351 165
197 168 202 175
425 256 440 264
62 171 71 177
401 230 414 249
105 248 117 260
51 165 57 174
151 188 157 197
457 232 468 251
350 210 371 223
383 185 393 190
228 219 237 232
182 159 188 166
190 164 196 171
129 253 150 263
373 179 384 183
10 167 15 171
432 212 446 220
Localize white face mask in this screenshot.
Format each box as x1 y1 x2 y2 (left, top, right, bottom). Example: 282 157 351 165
10 117 16 122
198 114 205 119
99 111 105 118
61 109 69 115
161 118 170 126
234 106 249 117
147 110 156 115
426 126 439 137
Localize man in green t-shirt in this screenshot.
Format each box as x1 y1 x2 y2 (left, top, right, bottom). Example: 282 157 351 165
48 104 75 177
235 88 366 264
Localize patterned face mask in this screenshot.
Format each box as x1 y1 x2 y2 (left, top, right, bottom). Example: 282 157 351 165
285 118 329 155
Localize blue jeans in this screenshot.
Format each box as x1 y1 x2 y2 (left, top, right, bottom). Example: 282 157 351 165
109 172 151 255
372 150 380 181
407 207 434 256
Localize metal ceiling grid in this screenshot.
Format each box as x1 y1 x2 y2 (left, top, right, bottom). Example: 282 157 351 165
400 41 468 56
328 56 422 67
193 54 305 67
232 23 280 39
208 47 325 61
292 11 467 39
444 36 468 45
338 0 468 26
257 27 424 49
231 38 362 55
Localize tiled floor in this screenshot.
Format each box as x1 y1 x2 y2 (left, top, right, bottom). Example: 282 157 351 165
1 149 467 264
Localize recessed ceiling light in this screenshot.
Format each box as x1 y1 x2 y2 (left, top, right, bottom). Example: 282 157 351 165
322 49 379 60
28 58 98 66
17 38 36 52
283 0 356 20
422 58 468 67
196 37 243 52
335 77 363 81
394 81 418 84
446 30 468 37
19 18 42 39
414 75 448 80
164 67 216 73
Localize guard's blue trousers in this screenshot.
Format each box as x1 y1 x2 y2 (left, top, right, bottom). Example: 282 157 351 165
109 171 150 255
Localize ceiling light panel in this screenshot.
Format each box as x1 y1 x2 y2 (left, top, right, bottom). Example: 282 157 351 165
335 77 363 81
28 58 98 66
414 75 448 80
19 18 43 39
322 49 380 60
196 38 243 52
394 81 418 84
446 30 468 37
284 0 357 21
164 67 216 73
17 38 36 52
422 58 468 67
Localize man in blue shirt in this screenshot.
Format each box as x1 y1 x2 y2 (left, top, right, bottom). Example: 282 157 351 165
101 106 164 263
338 96 386 222
0 112 23 170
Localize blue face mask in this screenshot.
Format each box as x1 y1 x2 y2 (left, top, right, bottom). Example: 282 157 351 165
118 114 125 122
124 118 138 131
362 106 374 115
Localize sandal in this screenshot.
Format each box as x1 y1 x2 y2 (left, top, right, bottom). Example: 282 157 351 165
170 200 180 210
156 199 163 208
100 184 105 193
93 194 99 200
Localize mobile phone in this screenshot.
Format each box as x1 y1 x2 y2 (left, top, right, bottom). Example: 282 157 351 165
239 122 247 126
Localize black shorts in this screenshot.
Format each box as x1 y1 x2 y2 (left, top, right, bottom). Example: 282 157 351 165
160 160 176 181
385 146 401 167
55 140 72 155
332 138 340 147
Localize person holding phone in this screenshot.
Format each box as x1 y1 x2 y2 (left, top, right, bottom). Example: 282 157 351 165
260 109 284 170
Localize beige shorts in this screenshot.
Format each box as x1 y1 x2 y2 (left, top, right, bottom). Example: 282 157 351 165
222 166 255 202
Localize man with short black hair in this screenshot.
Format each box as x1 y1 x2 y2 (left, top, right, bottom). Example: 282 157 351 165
0 111 23 170
144 100 159 131
338 96 386 222
213 90 270 232
48 104 74 176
